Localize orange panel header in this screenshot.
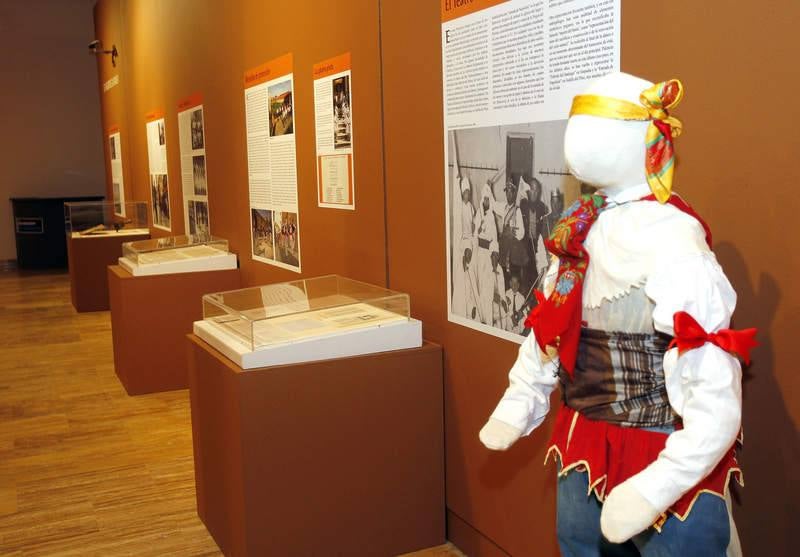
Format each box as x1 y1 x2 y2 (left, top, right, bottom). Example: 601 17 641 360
107 125 120 134
244 53 293 88
145 109 164 122
177 92 203 112
441 0 508 22
313 52 351 79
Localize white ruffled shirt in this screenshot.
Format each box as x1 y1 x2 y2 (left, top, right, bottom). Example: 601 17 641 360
489 184 742 513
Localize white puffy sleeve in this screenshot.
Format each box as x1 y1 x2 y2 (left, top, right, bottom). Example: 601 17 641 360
489 255 561 435
629 249 742 512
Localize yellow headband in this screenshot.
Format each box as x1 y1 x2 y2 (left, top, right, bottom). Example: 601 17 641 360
569 80 685 203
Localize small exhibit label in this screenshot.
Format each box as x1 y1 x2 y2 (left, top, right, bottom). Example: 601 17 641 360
15 217 44 234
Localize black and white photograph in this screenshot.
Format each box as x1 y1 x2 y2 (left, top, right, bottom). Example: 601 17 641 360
268 79 294 137
109 136 117 160
274 211 299 268
190 108 204 150
332 75 351 149
446 120 578 341
112 182 122 214
150 173 171 229
157 120 166 146
188 201 196 235
192 200 209 237
251 208 274 260
192 155 207 195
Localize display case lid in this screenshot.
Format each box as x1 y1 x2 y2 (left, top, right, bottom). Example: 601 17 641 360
201 275 411 351
123 234 228 255
120 234 232 268
65 200 149 236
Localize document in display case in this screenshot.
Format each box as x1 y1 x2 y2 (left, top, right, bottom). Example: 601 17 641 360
118 234 238 276
65 200 149 238
193 275 422 369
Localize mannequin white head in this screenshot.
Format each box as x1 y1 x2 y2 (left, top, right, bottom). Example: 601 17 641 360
564 72 654 197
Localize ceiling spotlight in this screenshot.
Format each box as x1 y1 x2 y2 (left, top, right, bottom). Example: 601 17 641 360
88 39 118 67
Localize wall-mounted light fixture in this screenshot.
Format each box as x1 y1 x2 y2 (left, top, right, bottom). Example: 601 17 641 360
88 39 118 67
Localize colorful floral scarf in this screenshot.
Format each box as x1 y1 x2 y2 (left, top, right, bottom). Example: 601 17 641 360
525 193 606 375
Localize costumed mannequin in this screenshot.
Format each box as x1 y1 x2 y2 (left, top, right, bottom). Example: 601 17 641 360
478 72 756 556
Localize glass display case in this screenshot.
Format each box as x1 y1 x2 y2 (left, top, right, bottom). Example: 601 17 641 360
118 234 237 276
65 200 149 237
194 275 422 369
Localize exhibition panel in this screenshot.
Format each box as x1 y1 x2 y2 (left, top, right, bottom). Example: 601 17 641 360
119 234 237 276
187 334 445 556
194 275 422 369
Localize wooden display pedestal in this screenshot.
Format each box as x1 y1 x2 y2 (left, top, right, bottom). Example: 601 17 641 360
187 335 445 557
109 266 240 395
67 232 150 312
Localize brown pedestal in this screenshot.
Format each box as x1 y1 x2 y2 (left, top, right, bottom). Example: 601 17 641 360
67 233 150 312
187 335 445 557
108 266 240 395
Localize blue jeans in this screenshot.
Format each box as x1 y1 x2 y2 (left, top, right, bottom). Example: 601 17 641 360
556 469 731 557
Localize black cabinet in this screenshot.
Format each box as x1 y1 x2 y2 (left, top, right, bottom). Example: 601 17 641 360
11 196 104 269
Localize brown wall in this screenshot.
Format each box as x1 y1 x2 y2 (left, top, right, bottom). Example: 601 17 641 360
94 0 131 215
0 0 105 261
96 0 799 555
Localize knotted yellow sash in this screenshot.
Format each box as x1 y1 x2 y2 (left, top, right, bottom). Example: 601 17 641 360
569 80 684 203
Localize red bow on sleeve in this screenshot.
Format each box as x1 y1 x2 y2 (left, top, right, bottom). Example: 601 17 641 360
668 311 758 364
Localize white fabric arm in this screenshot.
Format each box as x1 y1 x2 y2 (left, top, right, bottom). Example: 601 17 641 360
629 252 742 512
488 255 561 434
489 332 560 435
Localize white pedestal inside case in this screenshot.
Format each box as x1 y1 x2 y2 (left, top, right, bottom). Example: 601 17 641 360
119 245 237 276
194 316 422 370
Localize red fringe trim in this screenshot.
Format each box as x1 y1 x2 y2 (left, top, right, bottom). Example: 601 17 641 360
545 405 743 530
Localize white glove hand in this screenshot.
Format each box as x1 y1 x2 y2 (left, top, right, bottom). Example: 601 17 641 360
600 479 661 543
479 418 523 450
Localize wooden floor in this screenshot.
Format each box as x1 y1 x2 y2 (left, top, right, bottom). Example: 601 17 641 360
0 271 463 557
